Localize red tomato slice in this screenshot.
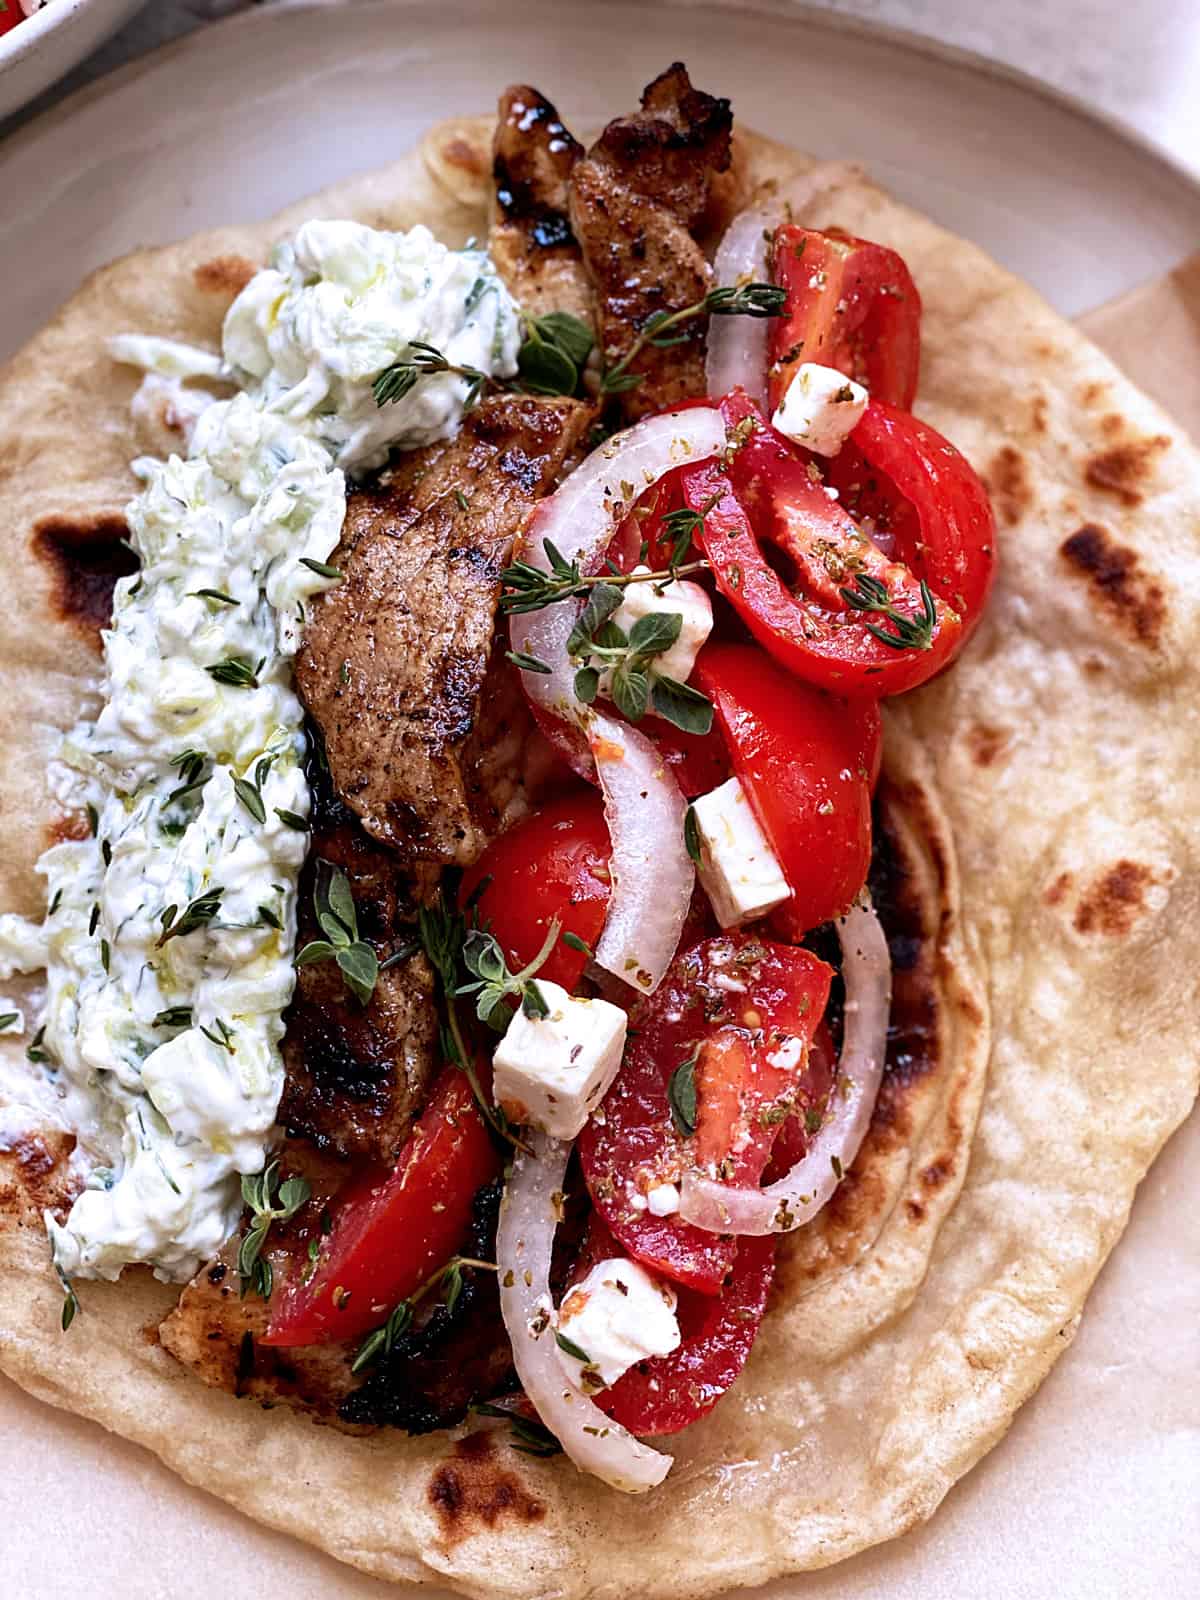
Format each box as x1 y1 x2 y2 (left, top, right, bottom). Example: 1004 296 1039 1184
573 1211 777 1437
693 642 880 939
685 392 965 696
263 1067 499 1347
459 790 611 993
769 225 921 411
829 398 996 644
649 715 731 799
608 466 691 573
0 7 24 39
579 932 833 1295
762 1020 835 1181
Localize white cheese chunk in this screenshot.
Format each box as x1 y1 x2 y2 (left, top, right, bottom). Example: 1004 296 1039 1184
555 1257 681 1389
771 362 868 456
493 980 627 1141
691 776 792 928
599 566 713 709
646 1181 681 1217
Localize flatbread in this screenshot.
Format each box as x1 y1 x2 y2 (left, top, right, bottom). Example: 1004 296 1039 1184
0 115 1195 1599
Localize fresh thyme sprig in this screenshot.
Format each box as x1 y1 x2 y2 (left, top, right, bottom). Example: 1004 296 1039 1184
599 281 786 396
232 755 273 825
472 1401 563 1458
294 862 379 1006
56 1264 80 1333
373 340 494 410
416 895 528 1150
156 887 224 947
839 573 938 652
349 1253 498 1374
206 654 262 689
500 536 710 616
455 917 562 1029
568 592 714 735
238 1161 312 1300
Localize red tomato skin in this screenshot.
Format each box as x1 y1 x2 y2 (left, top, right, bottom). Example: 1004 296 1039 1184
693 642 880 938
263 1068 499 1347
579 933 833 1296
459 791 612 993
0 8 23 38
769 225 922 411
648 715 732 798
575 1212 778 1437
686 393 965 696
843 399 997 643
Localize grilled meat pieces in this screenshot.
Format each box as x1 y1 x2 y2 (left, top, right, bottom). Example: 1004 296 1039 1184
492 86 592 322
277 759 438 1165
569 62 732 418
295 394 592 866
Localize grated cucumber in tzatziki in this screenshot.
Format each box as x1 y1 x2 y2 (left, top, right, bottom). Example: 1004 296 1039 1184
0 220 520 1285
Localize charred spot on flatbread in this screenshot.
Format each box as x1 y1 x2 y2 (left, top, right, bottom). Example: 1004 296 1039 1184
1059 522 1167 646
0 1127 77 1222
31 514 137 650
1072 859 1171 938
965 722 1011 768
983 444 1033 527
1083 430 1171 506
428 1430 547 1537
193 254 258 299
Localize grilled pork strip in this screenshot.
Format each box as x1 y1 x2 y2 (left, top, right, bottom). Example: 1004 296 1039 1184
569 62 732 419
278 786 438 1166
491 86 592 322
295 394 593 866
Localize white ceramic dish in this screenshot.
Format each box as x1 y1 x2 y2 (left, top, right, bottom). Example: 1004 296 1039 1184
0 5 1197 1597
0 0 145 121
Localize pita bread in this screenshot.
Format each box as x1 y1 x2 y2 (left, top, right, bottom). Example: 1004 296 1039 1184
0 116 1195 1598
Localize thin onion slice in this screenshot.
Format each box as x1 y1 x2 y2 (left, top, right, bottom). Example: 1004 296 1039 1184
497 1129 672 1493
509 407 725 728
589 709 692 995
705 163 865 408
679 895 890 1235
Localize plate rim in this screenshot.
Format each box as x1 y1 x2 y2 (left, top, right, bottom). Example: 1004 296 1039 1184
2 0 1198 207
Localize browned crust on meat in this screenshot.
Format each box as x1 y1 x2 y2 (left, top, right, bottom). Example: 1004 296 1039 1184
569 63 732 419
491 88 592 323
295 394 592 864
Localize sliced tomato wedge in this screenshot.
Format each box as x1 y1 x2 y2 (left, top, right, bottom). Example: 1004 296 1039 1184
459 790 611 993
649 714 731 799
827 397 996 641
684 391 966 696
0 8 24 40
573 1211 777 1437
263 1067 500 1347
768 225 921 411
693 642 880 939
579 932 833 1295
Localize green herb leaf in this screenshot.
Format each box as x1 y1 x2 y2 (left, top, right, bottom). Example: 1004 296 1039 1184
839 573 939 652
190 588 238 607
295 939 337 966
566 582 623 658
627 609 682 656
26 1025 49 1064
573 665 600 704
152 1005 193 1029
683 805 702 865
472 1401 562 1458
257 904 283 931
506 650 553 675
232 776 267 824
561 931 592 956
534 311 594 368
610 664 650 724
299 557 343 580
521 979 550 1020
155 886 223 947
206 655 260 689
351 1299 414 1374
274 808 311 831
336 941 379 1007
237 1162 312 1300
0 1013 19 1031
650 674 715 735
668 1047 699 1138
554 1329 592 1364
518 336 578 396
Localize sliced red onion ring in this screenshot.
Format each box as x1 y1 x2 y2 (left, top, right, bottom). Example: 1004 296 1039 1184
705 163 864 407
509 408 722 993
497 1130 672 1493
589 709 692 995
509 407 725 727
679 895 890 1235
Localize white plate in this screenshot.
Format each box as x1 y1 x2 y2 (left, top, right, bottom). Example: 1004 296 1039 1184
0 5 1197 1598
0 0 146 122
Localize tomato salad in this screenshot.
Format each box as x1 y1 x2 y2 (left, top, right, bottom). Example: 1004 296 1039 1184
266 217 996 1491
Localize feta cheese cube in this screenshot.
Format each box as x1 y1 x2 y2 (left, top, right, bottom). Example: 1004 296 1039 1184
599 567 712 709
646 1181 681 1217
555 1256 681 1389
691 776 792 928
771 362 868 456
492 980 627 1140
